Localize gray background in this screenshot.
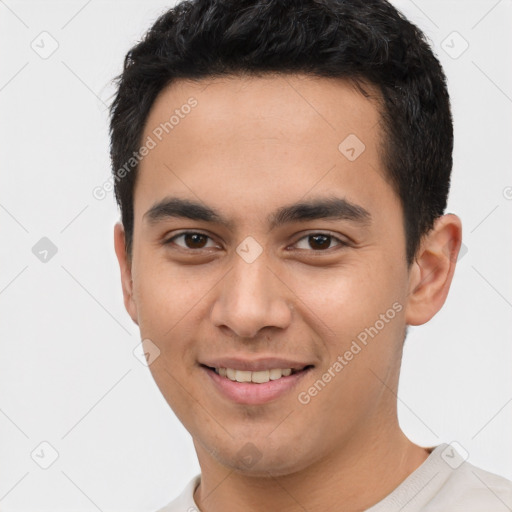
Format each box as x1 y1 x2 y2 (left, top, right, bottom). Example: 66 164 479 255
1 0 511 510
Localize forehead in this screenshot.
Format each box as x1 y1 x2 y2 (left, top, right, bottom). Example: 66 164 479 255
144 73 382 145
134 74 394 227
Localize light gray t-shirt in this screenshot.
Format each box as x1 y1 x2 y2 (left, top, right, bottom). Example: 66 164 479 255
157 444 512 511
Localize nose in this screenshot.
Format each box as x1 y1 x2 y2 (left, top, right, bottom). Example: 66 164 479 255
210 253 293 339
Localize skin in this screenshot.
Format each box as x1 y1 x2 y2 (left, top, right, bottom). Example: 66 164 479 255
114 74 462 511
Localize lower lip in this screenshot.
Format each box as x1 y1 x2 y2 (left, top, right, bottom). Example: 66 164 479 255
202 366 312 405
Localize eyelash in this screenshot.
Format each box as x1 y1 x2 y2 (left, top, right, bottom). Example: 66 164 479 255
163 231 350 253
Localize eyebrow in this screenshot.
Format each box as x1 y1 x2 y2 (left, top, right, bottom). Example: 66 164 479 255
143 196 372 230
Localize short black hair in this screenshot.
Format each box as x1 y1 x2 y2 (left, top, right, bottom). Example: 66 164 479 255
109 0 453 265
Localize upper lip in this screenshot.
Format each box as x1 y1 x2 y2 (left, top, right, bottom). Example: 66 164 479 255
200 357 314 372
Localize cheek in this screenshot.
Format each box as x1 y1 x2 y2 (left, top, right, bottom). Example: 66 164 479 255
132 253 197 334
131 254 219 377
132 260 204 419
288 255 404 332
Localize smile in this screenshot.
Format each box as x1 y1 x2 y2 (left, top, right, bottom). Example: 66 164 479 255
211 366 310 383
201 364 314 405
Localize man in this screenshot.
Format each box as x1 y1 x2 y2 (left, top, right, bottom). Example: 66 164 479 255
110 0 512 510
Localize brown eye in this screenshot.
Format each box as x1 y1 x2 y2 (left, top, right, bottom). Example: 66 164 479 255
308 234 331 250
184 233 208 249
293 233 347 251
165 232 217 250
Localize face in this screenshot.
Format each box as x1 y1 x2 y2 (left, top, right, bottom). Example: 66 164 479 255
115 74 428 476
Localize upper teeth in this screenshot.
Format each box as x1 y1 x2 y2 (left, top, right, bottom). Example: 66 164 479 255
215 367 293 383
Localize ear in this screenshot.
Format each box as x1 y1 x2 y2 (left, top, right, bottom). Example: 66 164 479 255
113 221 139 326
404 214 463 326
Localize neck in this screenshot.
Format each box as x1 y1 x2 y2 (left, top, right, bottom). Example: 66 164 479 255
193 425 430 512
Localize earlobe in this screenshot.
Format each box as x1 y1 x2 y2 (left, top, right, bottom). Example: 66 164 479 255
113 222 139 326
404 214 462 326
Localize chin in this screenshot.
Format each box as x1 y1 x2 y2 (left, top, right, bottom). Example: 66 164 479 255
211 441 317 478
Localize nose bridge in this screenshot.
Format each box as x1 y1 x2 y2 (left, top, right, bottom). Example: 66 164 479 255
210 248 292 338
232 253 273 304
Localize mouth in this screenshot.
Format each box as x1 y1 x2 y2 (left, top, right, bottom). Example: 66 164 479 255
200 364 314 384
200 363 314 405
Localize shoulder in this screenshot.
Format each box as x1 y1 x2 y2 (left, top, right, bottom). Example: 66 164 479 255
155 474 201 512
427 458 512 510
368 444 512 512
